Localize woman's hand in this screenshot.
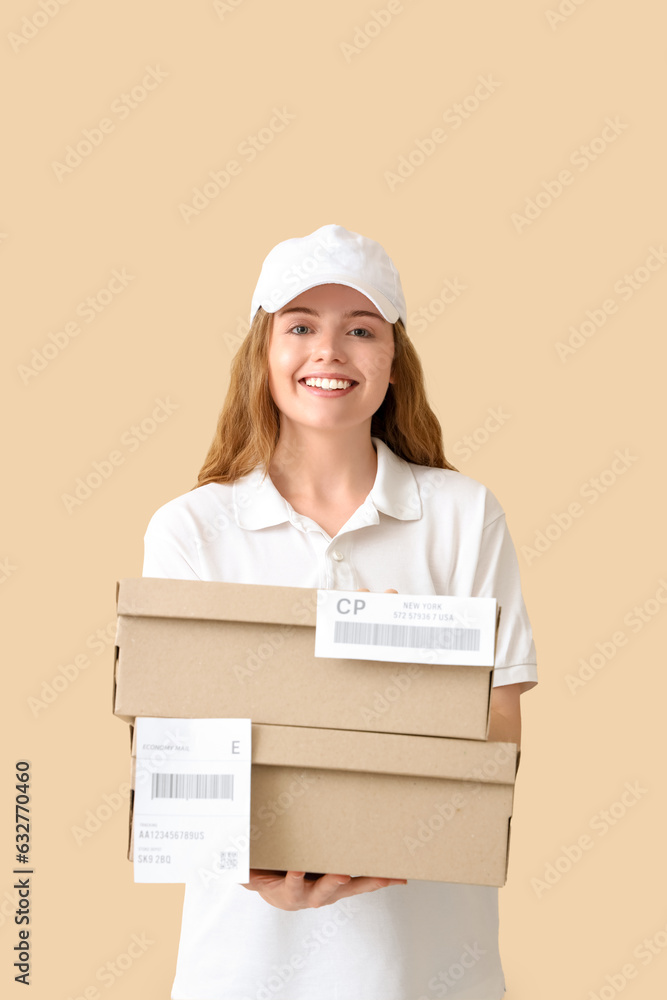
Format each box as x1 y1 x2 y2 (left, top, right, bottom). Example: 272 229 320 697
241 870 407 911
242 587 404 910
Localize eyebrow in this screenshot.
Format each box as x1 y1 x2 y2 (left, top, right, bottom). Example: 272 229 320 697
276 306 386 323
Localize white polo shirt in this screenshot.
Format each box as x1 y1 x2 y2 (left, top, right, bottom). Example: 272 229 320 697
142 436 538 1000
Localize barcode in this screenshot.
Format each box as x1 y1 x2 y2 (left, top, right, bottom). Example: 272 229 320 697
333 621 480 651
218 850 239 870
151 773 234 800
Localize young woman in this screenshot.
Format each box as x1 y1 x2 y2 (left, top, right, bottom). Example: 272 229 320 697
142 224 538 1000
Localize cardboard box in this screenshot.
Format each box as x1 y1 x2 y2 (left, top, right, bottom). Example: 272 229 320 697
128 721 517 886
114 578 500 740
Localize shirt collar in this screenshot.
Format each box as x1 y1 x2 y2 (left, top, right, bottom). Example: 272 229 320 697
233 436 422 531
368 436 422 521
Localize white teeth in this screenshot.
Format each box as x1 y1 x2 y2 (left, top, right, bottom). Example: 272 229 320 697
303 377 352 390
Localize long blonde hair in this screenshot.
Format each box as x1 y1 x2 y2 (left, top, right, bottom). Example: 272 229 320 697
192 307 457 488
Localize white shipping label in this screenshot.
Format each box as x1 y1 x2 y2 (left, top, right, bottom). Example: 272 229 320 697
133 718 251 885
314 591 497 666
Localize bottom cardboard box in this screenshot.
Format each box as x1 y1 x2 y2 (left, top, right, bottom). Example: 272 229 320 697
128 722 518 887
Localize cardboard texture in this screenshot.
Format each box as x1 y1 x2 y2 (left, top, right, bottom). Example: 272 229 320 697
114 577 500 740
128 722 518 886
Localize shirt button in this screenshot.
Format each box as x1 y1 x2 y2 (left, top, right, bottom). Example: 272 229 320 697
332 549 344 561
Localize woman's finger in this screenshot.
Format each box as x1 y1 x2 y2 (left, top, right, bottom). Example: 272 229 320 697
357 587 399 593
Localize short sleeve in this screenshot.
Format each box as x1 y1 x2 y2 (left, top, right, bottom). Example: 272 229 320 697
142 505 202 581
472 507 538 692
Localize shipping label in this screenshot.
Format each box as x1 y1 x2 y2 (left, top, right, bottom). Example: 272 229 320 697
133 717 251 884
314 591 497 666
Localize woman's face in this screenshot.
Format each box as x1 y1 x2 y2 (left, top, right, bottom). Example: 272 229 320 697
267 283 395 436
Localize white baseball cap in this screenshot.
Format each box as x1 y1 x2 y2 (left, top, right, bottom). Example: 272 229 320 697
249 223 407 328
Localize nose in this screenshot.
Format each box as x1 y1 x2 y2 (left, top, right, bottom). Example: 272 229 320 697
310 327 348 363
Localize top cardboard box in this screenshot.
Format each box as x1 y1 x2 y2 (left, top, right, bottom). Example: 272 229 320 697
113 578 500 740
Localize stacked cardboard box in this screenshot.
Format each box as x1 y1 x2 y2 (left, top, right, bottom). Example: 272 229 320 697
114 577 519 886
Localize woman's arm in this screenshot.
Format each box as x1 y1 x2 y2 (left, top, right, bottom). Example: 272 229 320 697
487 681 522 751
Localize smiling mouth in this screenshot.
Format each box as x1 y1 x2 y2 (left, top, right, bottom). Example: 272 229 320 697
298 377 358 394
299 378 358 392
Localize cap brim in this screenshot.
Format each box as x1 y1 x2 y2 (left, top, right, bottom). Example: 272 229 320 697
261 274 400 324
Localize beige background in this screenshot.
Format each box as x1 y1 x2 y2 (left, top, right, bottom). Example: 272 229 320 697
3 0 666 997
